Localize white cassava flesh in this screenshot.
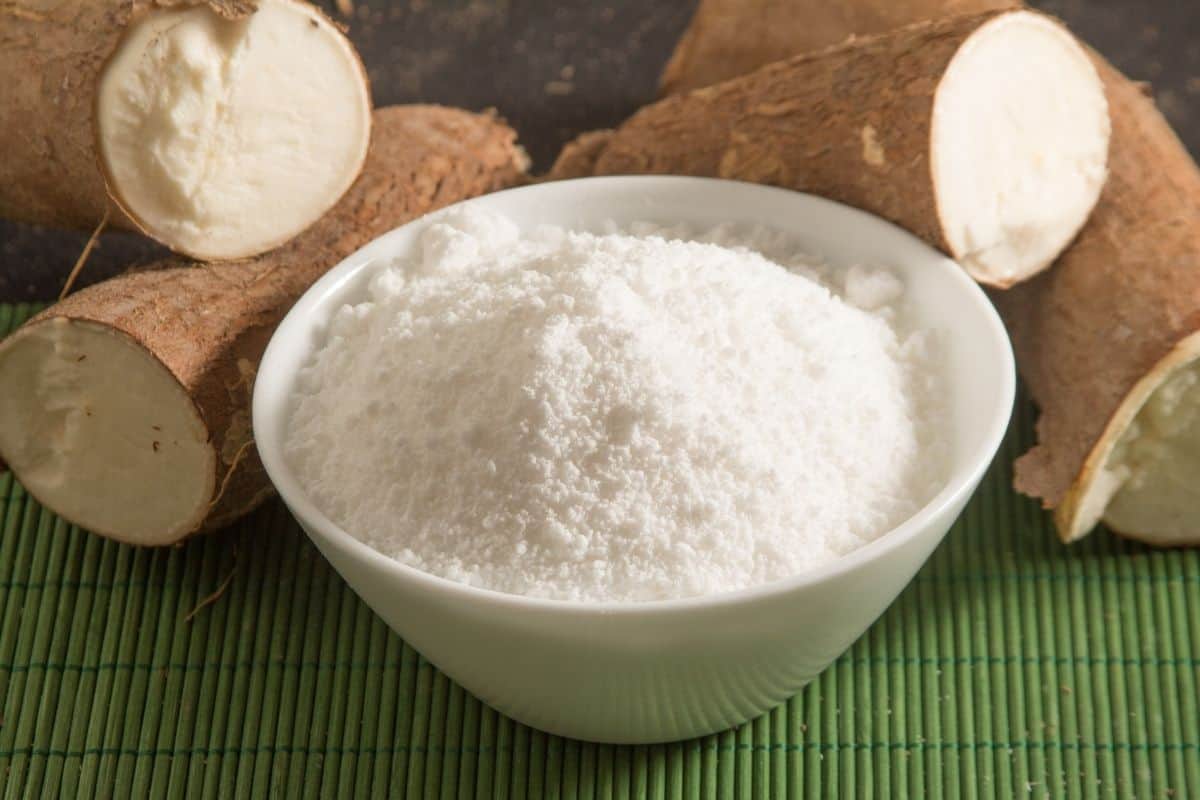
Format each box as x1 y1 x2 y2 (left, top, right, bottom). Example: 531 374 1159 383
95 0 371 259
930 12 1109 285
1101 343 1200 545
0 320 214 545
1054 334 1200 546
551 10 1109 288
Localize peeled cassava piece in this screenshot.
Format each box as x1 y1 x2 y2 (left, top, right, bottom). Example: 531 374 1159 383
994 58 1200 546
552 9 1110 288
1 0 370 260
0 105 528 546
659 0 1013 95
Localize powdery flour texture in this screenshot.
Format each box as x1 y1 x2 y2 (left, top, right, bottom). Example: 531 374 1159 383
287 210 946 602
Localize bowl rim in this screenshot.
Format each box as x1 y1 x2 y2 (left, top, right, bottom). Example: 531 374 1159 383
253 175 1016 616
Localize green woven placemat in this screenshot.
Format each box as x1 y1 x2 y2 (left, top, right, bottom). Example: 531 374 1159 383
1 301 1197 799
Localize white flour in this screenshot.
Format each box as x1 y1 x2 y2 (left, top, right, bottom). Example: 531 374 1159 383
286 210 946 602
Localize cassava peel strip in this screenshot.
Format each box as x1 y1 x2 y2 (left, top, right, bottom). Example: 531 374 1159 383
1 0 370 260
0 105 529 546
659 0 1014 95
552 9 1110 288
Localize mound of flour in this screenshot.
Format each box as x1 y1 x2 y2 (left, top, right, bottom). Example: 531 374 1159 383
286 210 945 602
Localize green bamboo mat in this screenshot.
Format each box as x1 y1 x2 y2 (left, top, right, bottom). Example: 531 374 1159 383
0 301 1197 799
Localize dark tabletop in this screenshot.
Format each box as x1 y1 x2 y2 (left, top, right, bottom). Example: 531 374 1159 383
2 0 1197 302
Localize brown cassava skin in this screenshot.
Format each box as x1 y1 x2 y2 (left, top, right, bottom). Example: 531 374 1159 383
993 57 1200 541
658 0 1013 95
549 130 616 181
10 105 528 539
0 0 253 234
554 9 1028 285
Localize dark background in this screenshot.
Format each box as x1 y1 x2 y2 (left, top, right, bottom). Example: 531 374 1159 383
2 0 1197 301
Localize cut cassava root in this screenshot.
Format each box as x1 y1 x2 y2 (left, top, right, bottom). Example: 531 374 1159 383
1 0 371 260
994 58 1200 545
552 9 1109 288
0 105 528 546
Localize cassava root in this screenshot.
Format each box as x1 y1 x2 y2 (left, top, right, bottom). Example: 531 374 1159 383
551 9 1110 288
0 105 529 546
639 0 1200 545
994 58 1200 545
1 0 371 260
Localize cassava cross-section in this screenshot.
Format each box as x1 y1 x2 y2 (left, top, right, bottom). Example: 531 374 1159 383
0 106 529 546
1 0 371 260
551 9 1110 288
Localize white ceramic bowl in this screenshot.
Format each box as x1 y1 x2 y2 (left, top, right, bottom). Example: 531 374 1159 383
254 177 1015 744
